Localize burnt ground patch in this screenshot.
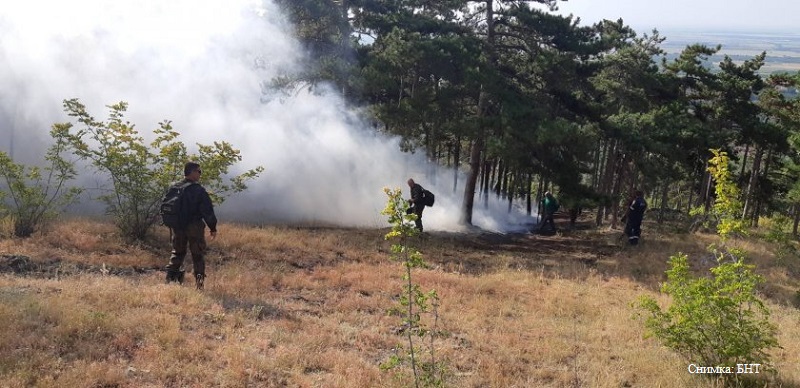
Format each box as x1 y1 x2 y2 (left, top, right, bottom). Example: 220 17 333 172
0 254 160 279
409 215 619 276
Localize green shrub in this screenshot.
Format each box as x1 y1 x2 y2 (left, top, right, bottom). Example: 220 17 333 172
59 99 263 240
0 126 82 237
762 214 797 262
638 250 778 370
707 149 746 240
636 149 779 384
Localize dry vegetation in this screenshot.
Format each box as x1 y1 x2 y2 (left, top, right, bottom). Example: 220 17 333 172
1 214 800 387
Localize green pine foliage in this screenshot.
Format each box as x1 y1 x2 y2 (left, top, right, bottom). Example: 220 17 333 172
269 2 800 230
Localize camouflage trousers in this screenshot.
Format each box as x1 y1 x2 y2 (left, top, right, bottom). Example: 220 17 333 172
166 220 207 275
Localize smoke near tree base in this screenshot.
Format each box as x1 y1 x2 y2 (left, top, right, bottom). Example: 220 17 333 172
0 0 534 232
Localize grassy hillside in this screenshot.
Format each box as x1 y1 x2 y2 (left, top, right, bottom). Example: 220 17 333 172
1 215 799 387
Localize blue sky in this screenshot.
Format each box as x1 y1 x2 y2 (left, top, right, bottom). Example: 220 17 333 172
553 0 798 33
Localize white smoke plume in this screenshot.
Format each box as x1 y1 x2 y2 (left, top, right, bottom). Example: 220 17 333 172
0 0 536 232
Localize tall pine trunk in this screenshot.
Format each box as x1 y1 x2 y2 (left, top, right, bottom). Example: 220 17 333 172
752 148 772 227
595 140 617 227
452 135 461 193
526 172 532 216
535 175 544 220
459 0 496 225
500 161 508 199
658 180 670 224
591 142 602 190
461 131 484 225
742 146 763 222
483 159 493 209
609 153 626 229
507 171 515 213
739 143 750 186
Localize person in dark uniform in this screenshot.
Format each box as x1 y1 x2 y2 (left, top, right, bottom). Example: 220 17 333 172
165 161 218 289
406 178 425 232
624 190 647 245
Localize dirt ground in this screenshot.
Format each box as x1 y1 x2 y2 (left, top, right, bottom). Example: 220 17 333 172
0 211 691 309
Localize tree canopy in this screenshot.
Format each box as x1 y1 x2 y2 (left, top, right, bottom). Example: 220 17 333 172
273 0 800 230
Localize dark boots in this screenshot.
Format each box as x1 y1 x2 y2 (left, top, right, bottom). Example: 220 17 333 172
195 273 205 290
166 269 185 284
166 269 204 290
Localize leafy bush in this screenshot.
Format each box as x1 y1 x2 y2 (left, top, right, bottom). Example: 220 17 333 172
60 99 263 240
762 215 797 262
0 126 82 237
688 205 715 233
638 250 778 371
687 150 746 238
707 149 746 240
636 149 778 384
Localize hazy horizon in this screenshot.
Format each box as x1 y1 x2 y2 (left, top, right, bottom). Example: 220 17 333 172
552 0 798 35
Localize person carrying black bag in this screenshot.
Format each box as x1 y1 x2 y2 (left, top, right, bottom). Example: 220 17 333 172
406 178 427 232
162 161 218 289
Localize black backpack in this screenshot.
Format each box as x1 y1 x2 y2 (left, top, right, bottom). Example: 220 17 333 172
160 181 195 228
422 189 435 207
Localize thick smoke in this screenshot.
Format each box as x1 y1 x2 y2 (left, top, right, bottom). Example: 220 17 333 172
0 0 536 232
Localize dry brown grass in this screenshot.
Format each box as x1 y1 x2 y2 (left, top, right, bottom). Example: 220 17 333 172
0 216 799 387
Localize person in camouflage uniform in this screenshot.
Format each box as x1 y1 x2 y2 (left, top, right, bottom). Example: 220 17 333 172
165 161 218 289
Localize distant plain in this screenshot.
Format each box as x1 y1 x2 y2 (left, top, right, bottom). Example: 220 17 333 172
660 31 800 74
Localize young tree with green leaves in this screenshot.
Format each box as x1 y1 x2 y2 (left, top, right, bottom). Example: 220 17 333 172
60 99 264 240
381 187 445 387
637 150 778 384
0 126 82 237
